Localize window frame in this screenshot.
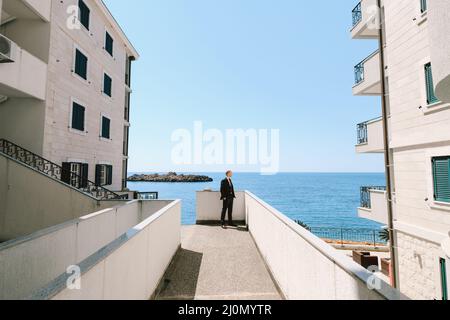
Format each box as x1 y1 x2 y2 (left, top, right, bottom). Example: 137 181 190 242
432 156 450 203
70 98 87 134
100 114 111 140
73 45 89 82
78 0 91 31
104 29 114 57
102 71 113 98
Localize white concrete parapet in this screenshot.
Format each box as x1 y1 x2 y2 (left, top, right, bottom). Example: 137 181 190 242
244 191 403 300
0 200 180 300
196 190 246 224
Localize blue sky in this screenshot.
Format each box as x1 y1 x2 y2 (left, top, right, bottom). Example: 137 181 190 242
105 0 383 173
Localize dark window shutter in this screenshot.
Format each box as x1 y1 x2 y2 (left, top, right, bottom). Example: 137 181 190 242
103 73 112 97
75 49 88 80
81 163 89 188
425 63 438 104
78 0 90 30
102 117 111 139
95 164 102 186
433 157 450 203
72 102 85 131
107 165 113 185
105 32 114 56
61 162 72 184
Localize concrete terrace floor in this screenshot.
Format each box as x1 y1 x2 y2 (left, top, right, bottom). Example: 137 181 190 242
155 225 283 300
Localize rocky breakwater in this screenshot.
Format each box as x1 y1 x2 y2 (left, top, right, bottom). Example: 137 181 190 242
127 172 213 183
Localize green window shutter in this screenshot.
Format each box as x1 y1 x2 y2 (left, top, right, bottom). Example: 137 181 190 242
78 0 90 30
421 0 428 13
105 32 114 56
441 258 448 301
75 49 88 80
80 163 89 188
95 164 102 186
61 162 72 184
102 117 111 139
433 157 450 203
425 63 439 104
72 102 85 131
103 73 112 97
107 165 113 185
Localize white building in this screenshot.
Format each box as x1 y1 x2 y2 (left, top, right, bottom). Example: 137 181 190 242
0 0 138 192
352 0 450 300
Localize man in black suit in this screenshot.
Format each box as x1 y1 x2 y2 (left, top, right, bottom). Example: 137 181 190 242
220 170 236 228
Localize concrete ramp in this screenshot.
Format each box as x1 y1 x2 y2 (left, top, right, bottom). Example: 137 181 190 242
155 225 282 300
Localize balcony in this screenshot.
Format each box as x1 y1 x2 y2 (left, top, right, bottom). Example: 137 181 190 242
428 0 450 103
351 0 379 39
358 187 388 225
353 50 382 96
1 0 51 22
356 117 384 153
0 191 404 300
0 37 47 100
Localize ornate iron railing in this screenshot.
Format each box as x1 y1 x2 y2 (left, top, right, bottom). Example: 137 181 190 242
311 227 387 247
352 2 363 27
0 139 126 200
360 186 386 209
357 121 368 145
354 61 365 85
136 192 159 200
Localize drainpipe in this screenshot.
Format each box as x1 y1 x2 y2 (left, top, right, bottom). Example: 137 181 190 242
377 0 398 289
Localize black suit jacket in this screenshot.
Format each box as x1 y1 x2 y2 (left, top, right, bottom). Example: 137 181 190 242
220 178 236 200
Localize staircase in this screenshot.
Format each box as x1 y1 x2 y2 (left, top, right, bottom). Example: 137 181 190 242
0 139 126 200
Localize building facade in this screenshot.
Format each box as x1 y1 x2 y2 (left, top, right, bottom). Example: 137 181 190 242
0 0 138 192
351 0 450 300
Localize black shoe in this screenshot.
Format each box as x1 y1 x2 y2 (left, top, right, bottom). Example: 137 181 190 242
221 221 227 229
229 223 238 228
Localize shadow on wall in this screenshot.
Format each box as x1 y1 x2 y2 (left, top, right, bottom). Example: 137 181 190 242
155 249 203 300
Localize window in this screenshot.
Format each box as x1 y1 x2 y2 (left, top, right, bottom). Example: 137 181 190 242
96 164 113 186
420 0 428 13
78 0 90 30
101 116 111 139
440 258 448 301
71 102 85 132
61 162 88 188
425 63 439 105
432 157 450 203
103 73 112 97
74 49 88 80
105 31 114 57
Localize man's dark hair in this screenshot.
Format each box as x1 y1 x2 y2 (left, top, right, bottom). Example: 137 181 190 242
226 170 232 176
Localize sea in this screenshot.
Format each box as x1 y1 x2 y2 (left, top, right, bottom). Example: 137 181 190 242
127 172 385 230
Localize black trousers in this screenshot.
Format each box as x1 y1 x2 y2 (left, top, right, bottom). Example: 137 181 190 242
221 197 234 223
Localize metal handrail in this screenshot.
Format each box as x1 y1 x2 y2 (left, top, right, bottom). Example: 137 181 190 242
352 2 363 27
354 49 379 85
310 226 387 247
0 139 126 200
360 186 386 208
356 116 382 145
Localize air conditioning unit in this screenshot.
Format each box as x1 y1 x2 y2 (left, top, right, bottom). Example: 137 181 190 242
0 34 17 63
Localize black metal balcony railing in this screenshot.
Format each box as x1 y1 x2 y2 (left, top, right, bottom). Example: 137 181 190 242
354 61 365 85
0 139 126 201
352 2 363 27
360 186 387 209
312 227 386 247
357 121 368 145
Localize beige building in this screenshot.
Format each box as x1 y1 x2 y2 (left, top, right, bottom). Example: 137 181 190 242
0 0 138 192
352 0 450 299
